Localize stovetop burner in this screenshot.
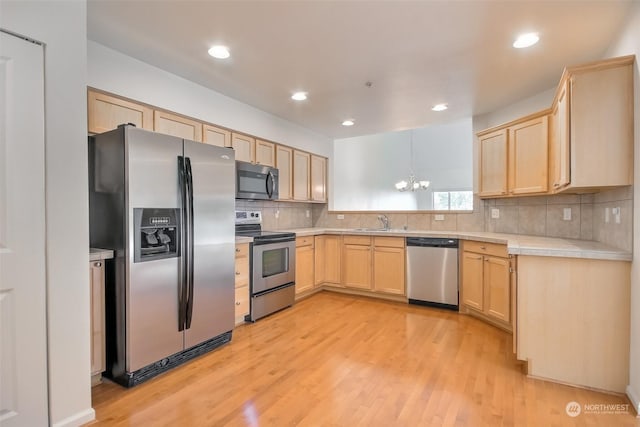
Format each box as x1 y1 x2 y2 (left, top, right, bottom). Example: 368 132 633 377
235 210 295 244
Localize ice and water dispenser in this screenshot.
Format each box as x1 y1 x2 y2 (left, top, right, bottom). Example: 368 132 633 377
133 208 180 262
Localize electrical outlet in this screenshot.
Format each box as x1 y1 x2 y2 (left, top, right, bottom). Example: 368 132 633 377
434 214 445 221
305 210 310 218
612 207 621 224
275 210 279 219
491 208 500 219
337 214 345 220
563 207 572 221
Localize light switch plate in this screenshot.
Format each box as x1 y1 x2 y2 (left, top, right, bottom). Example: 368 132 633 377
275 210 280 219
491 208 500 219
613 207 621 224
305 210 310 218
337 214 345 220
434 214 445 221
563 207 571 221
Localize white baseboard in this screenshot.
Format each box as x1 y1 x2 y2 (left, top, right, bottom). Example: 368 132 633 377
52 408 95 427
626 384 640 417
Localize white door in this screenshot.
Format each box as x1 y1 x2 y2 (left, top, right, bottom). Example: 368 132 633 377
0 30 48 426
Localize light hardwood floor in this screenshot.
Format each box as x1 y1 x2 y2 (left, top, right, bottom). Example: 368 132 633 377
89 292 639 426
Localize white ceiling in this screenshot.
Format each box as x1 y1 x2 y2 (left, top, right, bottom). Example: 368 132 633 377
87 1 633 139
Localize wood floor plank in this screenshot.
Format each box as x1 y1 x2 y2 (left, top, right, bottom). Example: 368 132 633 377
88 292 639 426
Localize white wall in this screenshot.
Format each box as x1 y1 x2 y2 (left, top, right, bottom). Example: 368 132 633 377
332 118 473 211
605 0 640 414
0 1 92 426
87 41 332 157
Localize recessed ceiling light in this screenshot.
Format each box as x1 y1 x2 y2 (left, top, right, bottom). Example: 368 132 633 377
513 33 539 49
432 104 448 112
208 45 230 59
342 120 355 126
291 92 308 101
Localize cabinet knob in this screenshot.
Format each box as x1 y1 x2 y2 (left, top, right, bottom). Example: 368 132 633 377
553 183 560 187
235 301 241 306
94 262 102 267
485 259 489 262
235 271 240 276
480 246 486 250
236 248 240 252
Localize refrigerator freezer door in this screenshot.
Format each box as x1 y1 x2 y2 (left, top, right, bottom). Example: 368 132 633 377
183 140 236 348
126 127 184 371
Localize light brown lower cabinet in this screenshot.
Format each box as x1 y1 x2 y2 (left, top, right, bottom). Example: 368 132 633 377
461 241 513 331
342 236 372 290
90 260 106 385
373 237 406 295
295 237 315 295
234 243 250 324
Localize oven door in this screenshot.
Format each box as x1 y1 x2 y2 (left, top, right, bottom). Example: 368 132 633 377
252 239 295 294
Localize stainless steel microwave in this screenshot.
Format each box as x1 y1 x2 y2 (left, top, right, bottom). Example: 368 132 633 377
235 161 279 200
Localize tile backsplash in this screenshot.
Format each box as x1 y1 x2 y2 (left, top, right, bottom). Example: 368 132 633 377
235 200 314 230
309 187 633 252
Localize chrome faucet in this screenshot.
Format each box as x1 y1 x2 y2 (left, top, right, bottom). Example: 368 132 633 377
377 214 390 230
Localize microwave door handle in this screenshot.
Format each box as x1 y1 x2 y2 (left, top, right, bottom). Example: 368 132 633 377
266 171 274 198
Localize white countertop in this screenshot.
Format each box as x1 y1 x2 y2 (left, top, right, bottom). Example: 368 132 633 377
279 228 632 261
90 248 114 261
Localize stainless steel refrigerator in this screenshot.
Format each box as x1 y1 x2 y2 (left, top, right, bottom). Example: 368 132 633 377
89 125 235 387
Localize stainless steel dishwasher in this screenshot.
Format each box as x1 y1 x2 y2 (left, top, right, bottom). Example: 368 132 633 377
406 237 459 310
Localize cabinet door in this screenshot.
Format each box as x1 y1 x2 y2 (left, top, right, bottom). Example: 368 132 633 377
203 124 231 148
231 133 256 163
342 244 372 289
324 236 342 284
295 244 315 294
293 150 311 201
461 252 484 311
255 139 276 167
311 155 327 202
479 129 507 197
314 236 326 285
88 89 153 134
234 286 249 324
549 80 570 191
373 247 405 295
484 256 510 324
154 110 203 142
276 145 293 200
508 115 549 195
89 260 105 376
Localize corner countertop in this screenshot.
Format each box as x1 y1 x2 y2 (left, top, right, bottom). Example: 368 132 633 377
90 248 114 262
235 236 253 244
278 228 632 262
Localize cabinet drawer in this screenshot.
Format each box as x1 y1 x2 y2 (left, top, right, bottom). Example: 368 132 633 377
235 256 249 288
235 285 249 317
235 243 249 258
343 235 371 245
373 236 405 248
296 236 314 247
463 240 508 258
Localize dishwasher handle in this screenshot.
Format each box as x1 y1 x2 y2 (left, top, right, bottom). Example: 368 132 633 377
406 237 459 248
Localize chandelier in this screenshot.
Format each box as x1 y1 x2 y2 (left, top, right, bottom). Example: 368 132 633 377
395 130 430 192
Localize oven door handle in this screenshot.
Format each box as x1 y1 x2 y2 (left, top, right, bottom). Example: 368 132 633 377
253 236 296 245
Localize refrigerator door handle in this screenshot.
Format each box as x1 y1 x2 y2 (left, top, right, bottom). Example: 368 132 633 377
185 156 195 329
177 156 188 332
266 171 274 199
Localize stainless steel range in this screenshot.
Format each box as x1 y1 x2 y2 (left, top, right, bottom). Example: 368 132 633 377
235 210 296 321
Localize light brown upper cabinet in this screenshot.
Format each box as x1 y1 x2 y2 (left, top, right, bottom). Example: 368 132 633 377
255 139 276 167
507 115 548 195
231 133 255 163
88 89 153 134
311 155 327 202
203 124 231 148
549 56 634 192
154 110 203 142
478 129 508 197
276 145 293 200
478 113 548 199
293 150 311 201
